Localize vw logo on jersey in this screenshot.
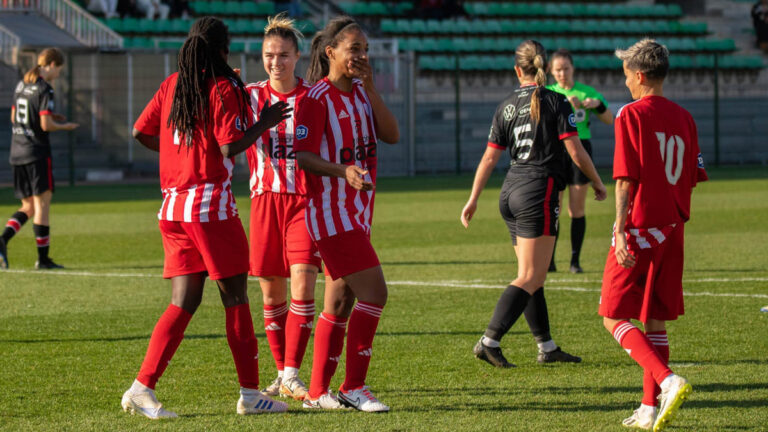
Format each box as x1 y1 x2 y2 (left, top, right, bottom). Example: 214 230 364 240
568 113 577 127
574 108 586 123
296 125 308 140
235 116 244 131
503 104 516 121
697 152 705 168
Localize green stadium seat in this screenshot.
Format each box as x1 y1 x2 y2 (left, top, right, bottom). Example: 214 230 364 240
670 55 694 69
393 2 413 15
380 19 397 33
157 40 183 49
121 17 140 33
255 2 275 14
172 19 192 34
239 2 259 15
296 20 316 33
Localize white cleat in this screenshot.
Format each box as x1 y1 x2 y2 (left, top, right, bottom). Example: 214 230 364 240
338 386 390 413
237 389 288 414
121 386 178 420
261 376 281 396
279 376 309 401
302 390 345 410
622 406 656 430
654 375 692 432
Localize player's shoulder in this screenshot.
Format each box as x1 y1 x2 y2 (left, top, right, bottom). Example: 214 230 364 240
615 98 644 119
306 78 332 101
245 80 268 91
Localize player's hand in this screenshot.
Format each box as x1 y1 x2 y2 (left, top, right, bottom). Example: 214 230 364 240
233 68 241 77
460 200 477 228
348 56 374 88
259 100 293 129
582 98 601 109
345 165 374 191
568 95 582 108
64 122 79 131
613 232 636 268
592 181 607 201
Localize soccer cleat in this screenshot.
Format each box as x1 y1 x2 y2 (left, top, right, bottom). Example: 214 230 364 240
537 347 582 364
569 264 583 274
237 390 288 414
338 386 389 412
279 376 309 401
302 390 345 410
761 305 768 313
653 375 692 432
261 376 281 396
35 258 63 270
473 339 515 368
622 407 656 430
548 261 557 272
121 387 178 420
0 237 7 269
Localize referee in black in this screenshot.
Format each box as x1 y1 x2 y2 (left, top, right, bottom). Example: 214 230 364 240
461 40 606 367
1 48 78 269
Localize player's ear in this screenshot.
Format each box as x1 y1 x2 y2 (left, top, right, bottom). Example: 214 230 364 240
636 70 645 85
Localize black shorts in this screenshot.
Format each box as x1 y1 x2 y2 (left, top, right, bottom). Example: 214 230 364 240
499 176 560 245
567 139 593 186
13 158 54 199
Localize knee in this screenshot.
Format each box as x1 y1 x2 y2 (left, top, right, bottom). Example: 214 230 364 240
326 295 355 317
172 294 202 314
603 317 619 333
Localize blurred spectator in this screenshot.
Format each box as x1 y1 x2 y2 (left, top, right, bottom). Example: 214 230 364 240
415 0 465 20
752 0 768 53
87 0 119 18
117 0 140 17
137 0 170 19
274 0 302 18
165 0 191 19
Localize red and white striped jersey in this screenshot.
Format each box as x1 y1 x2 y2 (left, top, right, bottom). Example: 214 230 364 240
134 73 252 222
245 78 313 197
293 78 378 241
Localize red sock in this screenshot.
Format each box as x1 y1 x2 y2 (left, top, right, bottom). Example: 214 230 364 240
263 302 288 372
612 321 673 385
341 302 383 392
137 304 192 389
285 299 315 369
308 313 347 399
643 331 670 406
225 303 260 389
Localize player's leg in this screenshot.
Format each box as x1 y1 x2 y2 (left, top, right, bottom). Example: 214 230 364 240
622 319 669 429
122 273 204 419
0 196 33 269
280 263 318 400
548 190 564 272
522 285 582 364
32 190 60 269
259 276 289 395
567 183 588 273
304 275 353 409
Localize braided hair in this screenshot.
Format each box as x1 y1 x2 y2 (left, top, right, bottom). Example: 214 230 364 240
305 16 361 84
168 16 250 147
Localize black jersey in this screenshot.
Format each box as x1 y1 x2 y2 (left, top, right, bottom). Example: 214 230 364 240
488 85 578 188
10 78 55 165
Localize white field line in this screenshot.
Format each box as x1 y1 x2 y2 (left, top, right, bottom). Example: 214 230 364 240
3 269 768 299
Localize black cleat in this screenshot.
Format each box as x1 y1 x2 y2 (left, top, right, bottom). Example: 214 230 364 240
35 258 64 270
0 237 7 269
569 264 583 274
537 347 582 364
473 340 515 368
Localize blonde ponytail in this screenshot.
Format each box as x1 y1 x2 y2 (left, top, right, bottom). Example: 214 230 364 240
23 47 65 84
515 40 547 123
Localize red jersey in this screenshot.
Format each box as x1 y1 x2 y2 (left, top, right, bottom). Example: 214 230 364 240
293 78 378 240
245 78 312 197
134 73 251 222
613 95 708 231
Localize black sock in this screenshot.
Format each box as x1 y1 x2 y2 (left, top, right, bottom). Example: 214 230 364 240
2 211 29 243
484 285 532 341
33 224 50 261
523 287 552 343
570 216 586 266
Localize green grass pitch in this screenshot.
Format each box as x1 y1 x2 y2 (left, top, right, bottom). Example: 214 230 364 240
0 167 766 431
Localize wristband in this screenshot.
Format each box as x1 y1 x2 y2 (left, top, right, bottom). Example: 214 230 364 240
595 101 607 114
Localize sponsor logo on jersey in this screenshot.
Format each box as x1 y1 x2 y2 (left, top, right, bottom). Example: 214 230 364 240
338 109 350 119
697 152 705 168
296 125 308 140
568 113 577 127
300 322 314 329
518 104 531 116
235 116 245 131
503 104 516 121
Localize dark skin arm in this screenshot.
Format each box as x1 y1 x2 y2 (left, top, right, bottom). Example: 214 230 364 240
296 151 374 191
132 128 160 152
220 101 292 158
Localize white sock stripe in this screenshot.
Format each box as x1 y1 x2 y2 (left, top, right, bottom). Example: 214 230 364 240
289 303 316 311
263 305 289 318
613 322 636 344
289 310 316 317
319 313 347 328
354 303 383 317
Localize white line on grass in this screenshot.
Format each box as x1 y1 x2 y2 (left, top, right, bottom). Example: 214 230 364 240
3 269 767 299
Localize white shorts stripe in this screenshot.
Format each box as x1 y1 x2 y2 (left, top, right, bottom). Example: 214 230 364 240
183 185 197 222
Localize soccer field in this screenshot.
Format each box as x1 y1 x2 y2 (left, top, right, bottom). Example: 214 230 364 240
1 167 767 431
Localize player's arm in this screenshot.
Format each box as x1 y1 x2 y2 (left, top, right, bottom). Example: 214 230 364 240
10 106 14 123
563 136 607 200
132 128 159 152
296 151 373 191
40 114 78 132
613 177 636 268
350 56 399 144
220 101 292 158
460 146 503 228
582 97 613 125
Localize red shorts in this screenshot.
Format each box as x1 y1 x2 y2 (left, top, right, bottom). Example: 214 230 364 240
599 224 685 322
159 218 249 280
315 229 380 280
249 192 321 277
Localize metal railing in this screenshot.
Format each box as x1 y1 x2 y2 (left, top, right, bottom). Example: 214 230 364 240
0 23 19 65
0 0 123 48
